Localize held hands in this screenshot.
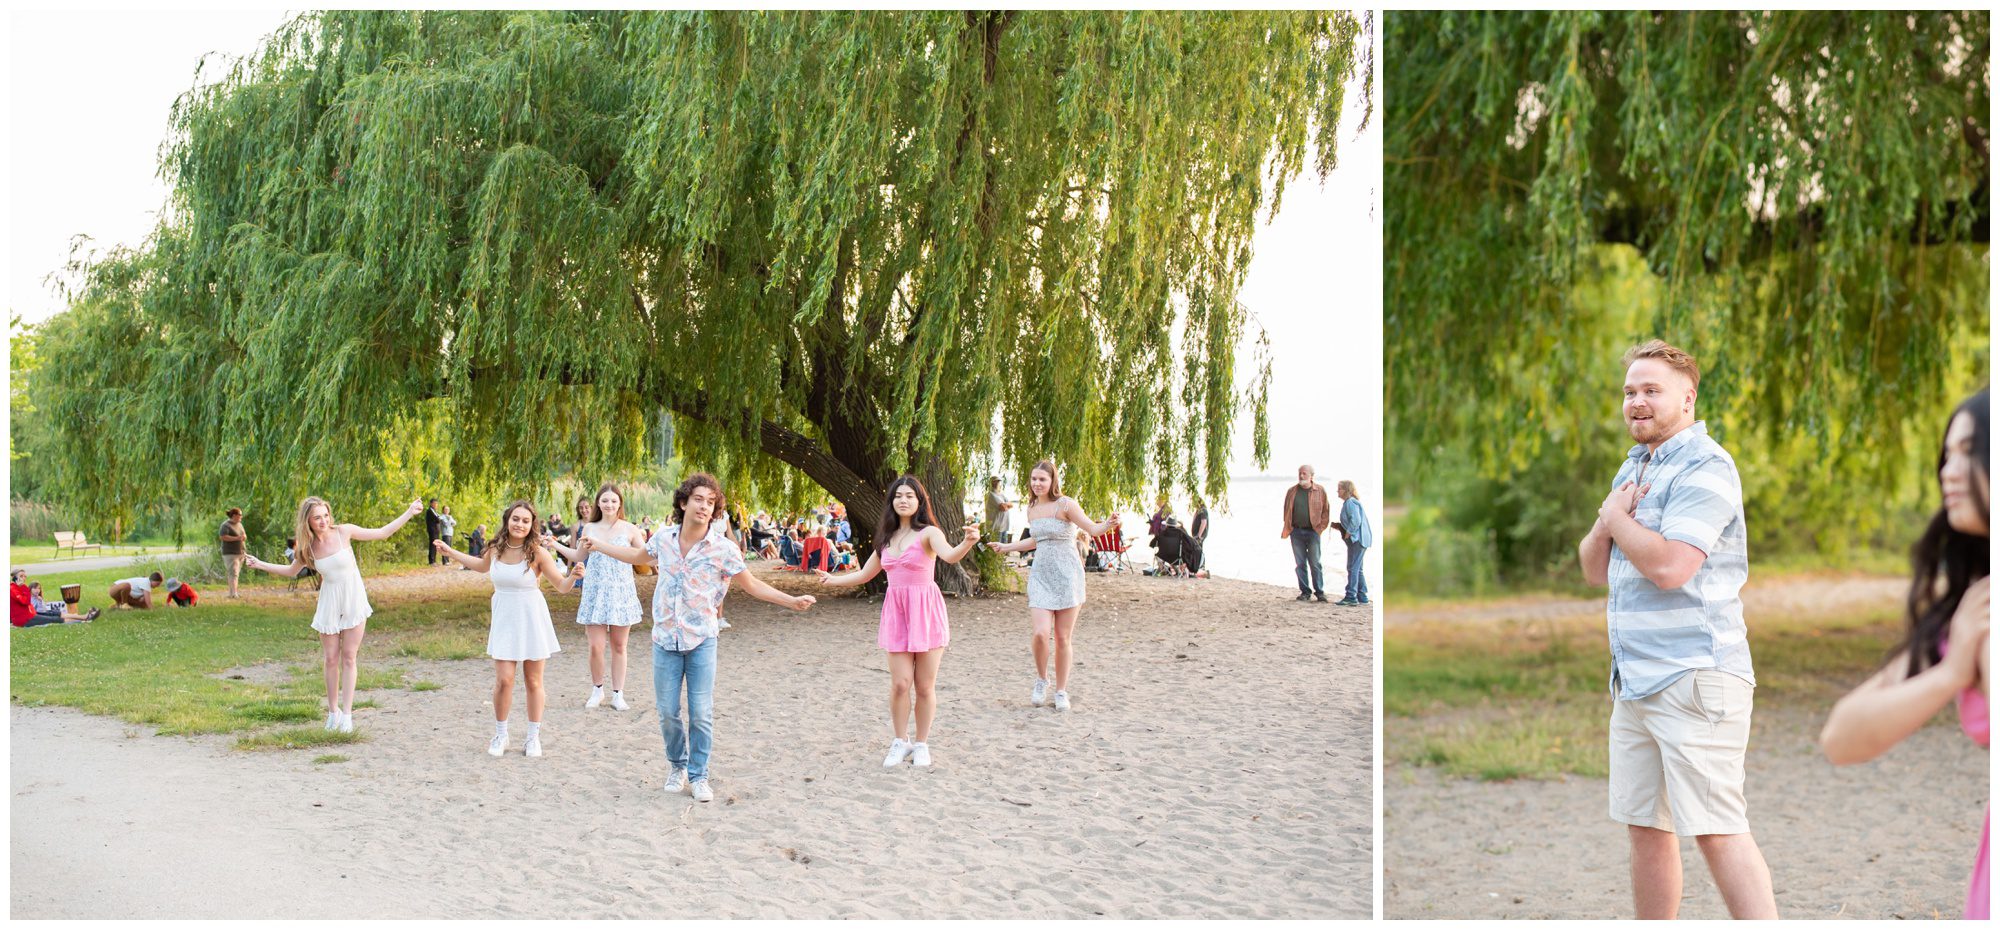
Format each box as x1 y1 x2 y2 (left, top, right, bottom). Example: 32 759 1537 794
1600 482 1649 520
577 536 597 555
963 522 982 545
789 594 817 611
432 539 450 553
813 569 835 583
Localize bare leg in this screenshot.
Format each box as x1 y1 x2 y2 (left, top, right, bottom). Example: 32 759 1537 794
1029 608 1055 680
887 652 916 741
608 625 630 693
320 633 342 714
523 659 547 723
1629 824 1683 920
585 624 608 687
1696 833 1777 919
337 624 366 714
1052 607 1080 692
492 660 516 722
913 649 944 742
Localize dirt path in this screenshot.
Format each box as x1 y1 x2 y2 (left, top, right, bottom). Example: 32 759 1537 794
1387 574 1907 626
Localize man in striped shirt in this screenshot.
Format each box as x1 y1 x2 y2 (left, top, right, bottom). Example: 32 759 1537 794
1579 340 1777 919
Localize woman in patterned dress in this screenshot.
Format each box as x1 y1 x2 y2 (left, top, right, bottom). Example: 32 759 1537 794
545 483 647 710
987 459 1121 712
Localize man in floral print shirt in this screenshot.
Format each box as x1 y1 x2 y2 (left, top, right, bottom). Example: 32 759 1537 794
586 473 815 802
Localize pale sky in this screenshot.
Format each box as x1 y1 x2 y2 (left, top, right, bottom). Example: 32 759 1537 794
6 8 1380 512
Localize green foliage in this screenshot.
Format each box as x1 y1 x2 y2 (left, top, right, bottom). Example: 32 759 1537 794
29 11 1365 573
1386 12 1989 591
236 727 366 751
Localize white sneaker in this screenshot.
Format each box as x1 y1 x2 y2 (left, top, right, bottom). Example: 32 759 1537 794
336 712 355 733
585 685 605 709
488 731 508 757
910 743 932 767
324 711 339 731
883 738 913 767
610 690 630 711
690 778 714 803
1031 678 1048 706
664 767 688 794
524 733 543 758
1053 690 1071 712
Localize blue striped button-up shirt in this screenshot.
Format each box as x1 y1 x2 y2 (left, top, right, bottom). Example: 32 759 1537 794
1606 421 1755 700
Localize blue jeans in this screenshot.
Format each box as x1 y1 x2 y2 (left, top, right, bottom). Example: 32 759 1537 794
1344 539 1368 602
654 638 717 780
1290 529 1325 596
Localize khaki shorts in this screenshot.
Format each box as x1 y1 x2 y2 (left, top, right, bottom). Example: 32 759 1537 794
1608 669 1755 836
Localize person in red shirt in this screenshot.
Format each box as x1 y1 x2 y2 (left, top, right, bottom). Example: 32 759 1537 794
166 579 198 608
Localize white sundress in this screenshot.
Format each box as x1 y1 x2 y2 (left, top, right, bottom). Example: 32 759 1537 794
310 546 373 635
488 556 562 661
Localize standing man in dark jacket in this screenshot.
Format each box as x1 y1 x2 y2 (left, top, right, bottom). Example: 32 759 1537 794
1280 465 1333 602
424 498 443 565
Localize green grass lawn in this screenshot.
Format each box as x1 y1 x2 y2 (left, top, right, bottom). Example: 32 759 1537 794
1385 604 1906 781
10 586 489 750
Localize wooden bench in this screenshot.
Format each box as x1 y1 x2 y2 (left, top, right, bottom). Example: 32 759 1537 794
52 531 103 559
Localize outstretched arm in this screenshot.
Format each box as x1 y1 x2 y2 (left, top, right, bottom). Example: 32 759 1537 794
433 539 489 572
348 499 424 542
541 533 581 562
1823 578 1990 763
581 535 655 567
1063 498 1119 537
989 536 1038 554
243 552 304 578
816 552 883 588
927 524 981 564
534 548 583 593
732 569 816 611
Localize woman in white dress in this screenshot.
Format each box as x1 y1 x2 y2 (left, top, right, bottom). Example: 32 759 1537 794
244 496 423 732
986 459 1121 711
544 483 647 710
435 500 580 757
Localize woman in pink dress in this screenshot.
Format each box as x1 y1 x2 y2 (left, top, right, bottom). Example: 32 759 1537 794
1823 388 1989 917
817 476 981 768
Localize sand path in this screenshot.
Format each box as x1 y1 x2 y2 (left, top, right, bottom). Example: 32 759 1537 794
1386 708 1986 920
13 568 1371 918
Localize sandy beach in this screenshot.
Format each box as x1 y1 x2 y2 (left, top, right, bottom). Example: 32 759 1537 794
1386 708 1985 919
12 566 1371 919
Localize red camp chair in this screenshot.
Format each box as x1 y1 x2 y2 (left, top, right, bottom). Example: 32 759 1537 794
799 535 831 573
1092 525 1135 574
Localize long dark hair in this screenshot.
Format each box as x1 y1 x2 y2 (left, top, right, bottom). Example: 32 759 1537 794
876 475 938 546
1902 388 1989 677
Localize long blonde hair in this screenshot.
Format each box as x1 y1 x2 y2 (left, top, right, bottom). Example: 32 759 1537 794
292 496 332 570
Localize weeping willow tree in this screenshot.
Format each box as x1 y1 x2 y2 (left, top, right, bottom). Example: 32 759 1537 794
1386 11 1989 588
36 10 1366 589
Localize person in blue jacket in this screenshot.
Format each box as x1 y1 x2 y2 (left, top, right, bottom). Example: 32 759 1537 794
1336 480 1373 606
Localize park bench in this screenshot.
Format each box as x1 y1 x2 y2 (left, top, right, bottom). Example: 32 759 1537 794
52 531 103 559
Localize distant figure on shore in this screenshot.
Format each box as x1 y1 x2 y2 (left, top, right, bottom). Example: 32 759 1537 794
424 498 443 565
1190 496 1211 575
1335 481 1373 607
985 477 1016 544
1281 465 1332 603
219 507 247 598
467 524 486 557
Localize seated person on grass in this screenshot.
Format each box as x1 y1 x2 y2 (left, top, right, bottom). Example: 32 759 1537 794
11 571 94 626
